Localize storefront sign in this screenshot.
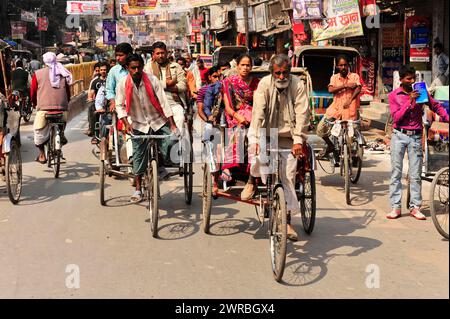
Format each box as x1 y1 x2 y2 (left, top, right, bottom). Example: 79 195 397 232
11 21 27 40
127 0 157 9
293 22 308 48
410 47 431 62
37 17 49 31
190 33 201 43
360 57 376 101
20 10 37 23
381 23 403 92
188 0 220 7
120 2 149 16
410 27 430 48
103 20 117 45
292 0 322 21
310 0 363 41
66 1 102 15
191 19 201 33
101 0 115 19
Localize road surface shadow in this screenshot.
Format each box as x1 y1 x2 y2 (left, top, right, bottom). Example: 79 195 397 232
12 163 98 205
281 212 381 286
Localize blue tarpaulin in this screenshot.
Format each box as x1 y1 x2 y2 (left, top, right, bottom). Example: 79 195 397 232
2 39 17 46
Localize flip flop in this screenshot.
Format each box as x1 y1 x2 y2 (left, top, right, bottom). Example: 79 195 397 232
220 170 232 182
130 191 143 203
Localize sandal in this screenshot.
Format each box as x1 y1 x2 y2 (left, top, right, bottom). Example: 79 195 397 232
212 182 219 197
35 155 47 164
130 191 143 203
220 169 233 182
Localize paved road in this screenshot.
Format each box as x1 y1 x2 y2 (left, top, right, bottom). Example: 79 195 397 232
0 112 448 298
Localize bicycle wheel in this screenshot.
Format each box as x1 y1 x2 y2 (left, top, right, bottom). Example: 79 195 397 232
270 186 288 282
202 163 212 234
344 145 351 205
300 170 316 234
99 160 106 206
184 133 194 205
148 159 159 238
5 139 22 204
350 141 363 184
430 167 449 239
52 133 61 179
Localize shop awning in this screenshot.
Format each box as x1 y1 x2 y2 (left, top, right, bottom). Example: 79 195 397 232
215 25 233 34
261 24 291 37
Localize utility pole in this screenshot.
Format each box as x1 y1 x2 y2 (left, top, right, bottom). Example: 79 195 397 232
243 0 249 49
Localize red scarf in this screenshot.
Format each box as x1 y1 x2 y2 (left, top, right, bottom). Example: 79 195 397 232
125 73 166 120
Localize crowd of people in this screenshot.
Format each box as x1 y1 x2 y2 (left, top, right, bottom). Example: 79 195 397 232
5 39 448 241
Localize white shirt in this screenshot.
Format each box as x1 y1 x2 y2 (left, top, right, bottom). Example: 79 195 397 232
115 72 173 133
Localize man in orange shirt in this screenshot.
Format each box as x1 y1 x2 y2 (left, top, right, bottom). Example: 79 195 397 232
317 55 362 158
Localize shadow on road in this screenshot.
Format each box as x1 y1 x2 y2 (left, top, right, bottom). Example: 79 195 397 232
14 162 98 205
280 210 381 287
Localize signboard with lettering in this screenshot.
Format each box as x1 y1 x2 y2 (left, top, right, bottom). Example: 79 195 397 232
66 1 102 15
309 0 363 41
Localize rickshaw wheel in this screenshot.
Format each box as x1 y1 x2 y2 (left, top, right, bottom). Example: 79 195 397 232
299 170 316 234
270 186 287 282
99 160 106 206
344 146 351 205
202 164 212 234
5 139 22 204
350 141 363 184
184 132 194 205
430 167 449 239
148 159 159 238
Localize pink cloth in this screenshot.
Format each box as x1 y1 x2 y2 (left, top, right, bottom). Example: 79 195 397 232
43 52 72 89
222 75 259 172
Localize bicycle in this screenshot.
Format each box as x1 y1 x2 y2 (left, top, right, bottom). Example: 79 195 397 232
44 111 66 178
0 97 22 204
321 119 364 205
430 167 449 239
128 132 172 238
202 146 296 282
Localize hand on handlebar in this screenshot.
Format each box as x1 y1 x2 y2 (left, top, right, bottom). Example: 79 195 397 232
292 143 303 157
122 118 132 134
109 99 116 112
170 124 182 139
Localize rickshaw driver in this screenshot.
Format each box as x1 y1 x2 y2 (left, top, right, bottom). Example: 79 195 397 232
116 54 180 203
316 54 362 159
248 54 311 242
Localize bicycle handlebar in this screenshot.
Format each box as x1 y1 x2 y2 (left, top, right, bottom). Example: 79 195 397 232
327 119 361 125
128 133 173 140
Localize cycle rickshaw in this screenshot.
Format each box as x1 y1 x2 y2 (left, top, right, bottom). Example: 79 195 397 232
201 67 317 282
295 46 365 205
0 42 22 204
98 108 194 238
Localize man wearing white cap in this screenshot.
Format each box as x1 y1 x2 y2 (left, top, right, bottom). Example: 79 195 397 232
30 52 72 164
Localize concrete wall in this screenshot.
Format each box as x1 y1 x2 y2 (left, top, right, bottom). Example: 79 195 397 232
68 92 87 122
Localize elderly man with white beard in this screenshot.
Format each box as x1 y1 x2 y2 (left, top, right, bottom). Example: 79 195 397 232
247 54 310 241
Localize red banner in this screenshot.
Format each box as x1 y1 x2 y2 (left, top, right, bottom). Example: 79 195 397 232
360 57 376 101
191 19 201 33
190 33 201 43
37 17 49 31
410 47 431 62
